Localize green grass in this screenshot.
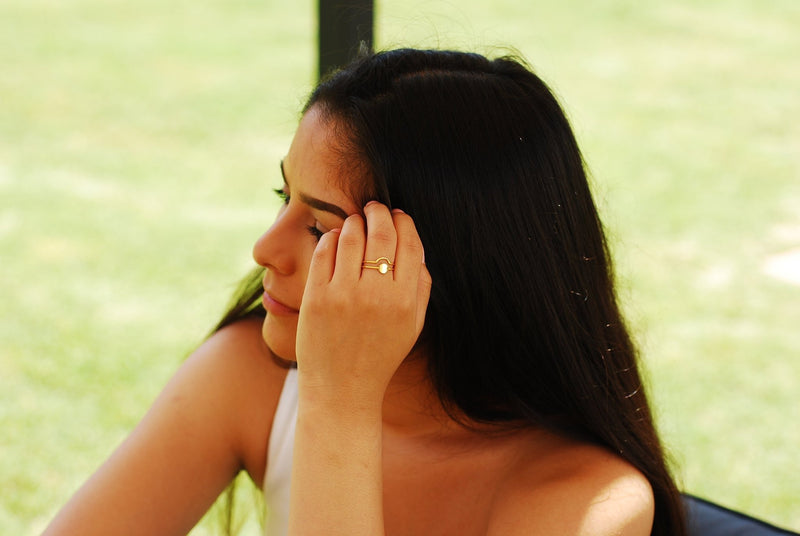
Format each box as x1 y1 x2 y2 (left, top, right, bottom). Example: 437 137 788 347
2 1 798 533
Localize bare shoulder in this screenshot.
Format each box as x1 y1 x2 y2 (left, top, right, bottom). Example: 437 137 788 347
190 316 290 485
187 316 288 405
42 317 289 535
489 433 654 536
193 316 285 383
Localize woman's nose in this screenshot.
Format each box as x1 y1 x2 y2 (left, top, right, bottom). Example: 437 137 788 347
252 219 295 275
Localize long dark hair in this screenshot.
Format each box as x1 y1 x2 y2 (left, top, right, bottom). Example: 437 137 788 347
219 49 685 535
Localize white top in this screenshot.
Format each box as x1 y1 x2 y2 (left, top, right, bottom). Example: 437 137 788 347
263 367 298 536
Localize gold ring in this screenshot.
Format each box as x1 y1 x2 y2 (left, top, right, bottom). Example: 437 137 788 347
361 256 394 274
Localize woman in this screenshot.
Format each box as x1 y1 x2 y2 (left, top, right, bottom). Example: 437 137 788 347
44 49 686 535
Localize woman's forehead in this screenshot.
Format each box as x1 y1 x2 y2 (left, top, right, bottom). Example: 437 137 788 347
283 108 361 214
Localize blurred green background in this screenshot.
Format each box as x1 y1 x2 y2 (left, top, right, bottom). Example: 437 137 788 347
1 0 798 534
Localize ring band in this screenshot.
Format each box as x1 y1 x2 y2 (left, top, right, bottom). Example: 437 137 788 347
362 257 394 274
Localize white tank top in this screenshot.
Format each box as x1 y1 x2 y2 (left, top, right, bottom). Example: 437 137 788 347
263 367 298 536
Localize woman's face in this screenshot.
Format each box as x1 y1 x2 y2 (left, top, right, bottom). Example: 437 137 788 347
253 106 360 360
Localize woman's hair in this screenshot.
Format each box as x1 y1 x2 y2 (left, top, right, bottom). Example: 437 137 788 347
217 48 685 535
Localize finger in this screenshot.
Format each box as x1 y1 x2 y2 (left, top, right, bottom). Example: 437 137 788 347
390 209 425 285
361 201 398 280
305 228 340 291
415 264 433 336
332 214 366 284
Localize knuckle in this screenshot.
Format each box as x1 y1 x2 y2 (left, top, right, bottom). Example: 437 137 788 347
310 242 330 262
402 237 423 256
397 296 415 315
338 232 362 250
369 227 395 244
422 272 433 288
360 289 385 308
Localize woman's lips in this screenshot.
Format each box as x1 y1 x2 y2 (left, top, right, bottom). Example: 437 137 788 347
262 291 300 316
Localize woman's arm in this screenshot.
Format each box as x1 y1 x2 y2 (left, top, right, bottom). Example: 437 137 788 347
43 318 281 536
288 203 430 536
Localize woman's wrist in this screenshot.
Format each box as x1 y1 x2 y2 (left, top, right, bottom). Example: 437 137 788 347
291 375 385 536
296 376 385 424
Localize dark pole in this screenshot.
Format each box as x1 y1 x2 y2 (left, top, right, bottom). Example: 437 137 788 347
318 0 374 81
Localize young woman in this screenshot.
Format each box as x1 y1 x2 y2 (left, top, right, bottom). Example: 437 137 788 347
44 49 686 535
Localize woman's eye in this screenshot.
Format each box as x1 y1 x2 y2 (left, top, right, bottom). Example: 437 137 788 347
306 225 324 241
273 187 290 205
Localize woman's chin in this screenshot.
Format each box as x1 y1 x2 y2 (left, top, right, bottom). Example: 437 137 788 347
261 318 298 362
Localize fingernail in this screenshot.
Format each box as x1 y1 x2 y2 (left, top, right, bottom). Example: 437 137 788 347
365 200 379 208
392 208 405 214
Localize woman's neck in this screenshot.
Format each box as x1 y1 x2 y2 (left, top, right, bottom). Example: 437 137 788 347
381 350 501 443
381 351 453 435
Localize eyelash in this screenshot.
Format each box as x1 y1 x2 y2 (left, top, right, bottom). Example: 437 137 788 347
273 187 324 241
273 187 290 205
306 226 324 240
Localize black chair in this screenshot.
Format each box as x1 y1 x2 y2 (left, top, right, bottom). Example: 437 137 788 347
684 494 799 535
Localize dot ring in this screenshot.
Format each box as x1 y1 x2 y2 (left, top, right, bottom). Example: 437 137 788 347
361 256 394 274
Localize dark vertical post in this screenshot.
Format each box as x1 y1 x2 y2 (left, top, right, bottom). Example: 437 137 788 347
318 0 374 81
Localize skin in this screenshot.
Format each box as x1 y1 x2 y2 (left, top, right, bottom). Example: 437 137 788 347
43 105 655 536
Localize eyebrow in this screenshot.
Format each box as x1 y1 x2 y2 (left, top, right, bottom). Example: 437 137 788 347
280 160 349 220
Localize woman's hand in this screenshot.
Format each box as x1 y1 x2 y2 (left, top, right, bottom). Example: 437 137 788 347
288 202 430 535
295 201 431 407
